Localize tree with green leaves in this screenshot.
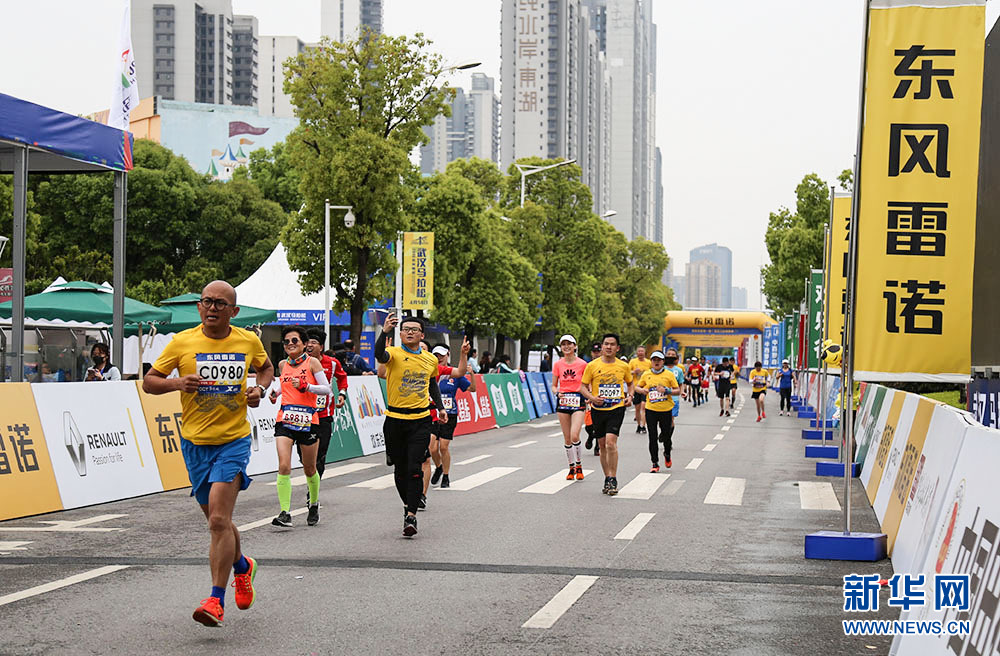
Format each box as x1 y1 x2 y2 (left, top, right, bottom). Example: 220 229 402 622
232 141 303 213
281 31 455 342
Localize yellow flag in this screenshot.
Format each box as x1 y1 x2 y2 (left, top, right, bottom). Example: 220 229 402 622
402 232 434 311
826 193 851 345
854 0 984 381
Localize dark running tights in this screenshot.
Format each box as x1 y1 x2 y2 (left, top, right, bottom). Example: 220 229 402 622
646 410 675 464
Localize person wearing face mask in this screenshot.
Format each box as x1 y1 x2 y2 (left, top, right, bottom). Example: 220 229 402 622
777 359 796 416
85 343 121 381
634 351 681 472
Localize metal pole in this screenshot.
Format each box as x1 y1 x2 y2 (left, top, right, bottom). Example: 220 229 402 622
11 146 27 383
842 0 873 536
324 200 331 350
113 171 126 369
394 237 403 344
520 170 526 208
819 222 830 443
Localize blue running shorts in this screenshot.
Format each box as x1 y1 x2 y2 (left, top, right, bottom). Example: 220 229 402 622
181 435 253 505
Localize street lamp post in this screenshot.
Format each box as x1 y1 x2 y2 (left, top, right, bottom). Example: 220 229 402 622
515 159 577 207
324 200 355 350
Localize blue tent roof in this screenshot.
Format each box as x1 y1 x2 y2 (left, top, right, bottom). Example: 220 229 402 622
0 92 133 173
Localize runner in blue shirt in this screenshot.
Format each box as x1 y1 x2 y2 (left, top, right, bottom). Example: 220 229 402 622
429 343 475 488
778 359 796 416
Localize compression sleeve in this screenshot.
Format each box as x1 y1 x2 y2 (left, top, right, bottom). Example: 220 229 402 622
307 370 332 397
374 330 390 363
428 376 444 412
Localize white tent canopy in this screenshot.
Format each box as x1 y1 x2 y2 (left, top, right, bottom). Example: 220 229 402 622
234 242 333 310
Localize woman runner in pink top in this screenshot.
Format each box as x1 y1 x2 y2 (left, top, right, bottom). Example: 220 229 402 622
552 335 588 481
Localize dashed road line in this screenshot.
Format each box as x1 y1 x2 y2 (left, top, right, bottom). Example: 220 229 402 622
520 469 595 495
702 444 716 452
509 440 537 449
685 458 703 470
454 454 492 466
441 467 521 491
713 433 725 440
615 473 669 499
704 477 746 506
238 507 308 531
347 473 397 490
0 565 130 607
662 479 685 495
614 513 655 540
522 575 599 629
268 462 378 487
799 481 841 511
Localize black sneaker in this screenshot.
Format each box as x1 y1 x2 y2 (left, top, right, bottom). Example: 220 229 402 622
271 511 292 528
403 514 418 537
594 445 600 456
602 477 611 495
607 477 619 496
636 425 642 434
585 435 594 450
307 504 319 526
431 467 443 485
440 474 450 489
417 494 427 511
726 411 731 417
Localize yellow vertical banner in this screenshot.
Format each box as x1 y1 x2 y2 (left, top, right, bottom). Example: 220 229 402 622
0 383 63 520
826 193 852 345
854 1 984 381
402 232 434 311
134 382 191 492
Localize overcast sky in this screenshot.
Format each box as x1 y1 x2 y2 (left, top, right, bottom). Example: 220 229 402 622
1 1 997 310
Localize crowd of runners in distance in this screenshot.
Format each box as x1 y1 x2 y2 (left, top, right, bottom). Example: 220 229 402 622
140 280 801 627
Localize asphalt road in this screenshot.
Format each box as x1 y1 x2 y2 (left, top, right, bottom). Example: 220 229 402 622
0 392 900 655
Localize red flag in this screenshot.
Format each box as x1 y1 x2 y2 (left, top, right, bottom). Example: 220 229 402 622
229 121 269 137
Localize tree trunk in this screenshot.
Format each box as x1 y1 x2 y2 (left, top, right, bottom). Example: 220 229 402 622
519 337 531 371
350 246 370 345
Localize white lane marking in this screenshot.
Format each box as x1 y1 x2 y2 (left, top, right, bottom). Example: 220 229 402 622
685 458 704 470
726 419 735 424
268 462 378 487
532 420 560 428
713 433 725 441
704 477 746 506
442 467 521 491
546 431 564 438
799 481 842 511
662 480 685 495
702 444 716 452
347 473 397 490
509 440 538 449
614 513 656 540
615 472 669 500
0 541 32 554
522 575 599 629
2 514 127 533
721 426 730 432
520 469 595 495
237 507 308 532
455 454 492 466
0 565 129 607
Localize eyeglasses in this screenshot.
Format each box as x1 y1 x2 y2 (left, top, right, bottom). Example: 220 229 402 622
282 338 301 345
199 298 232 310
400 326 422 333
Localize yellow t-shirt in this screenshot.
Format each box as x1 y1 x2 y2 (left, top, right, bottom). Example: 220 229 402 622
637 369 679 412
581 358 634 411
750 368 770 392
629 357 652 379
383 345 439 419
152 325 268 445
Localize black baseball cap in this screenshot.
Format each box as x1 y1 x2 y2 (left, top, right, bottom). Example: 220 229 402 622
591 343 601 351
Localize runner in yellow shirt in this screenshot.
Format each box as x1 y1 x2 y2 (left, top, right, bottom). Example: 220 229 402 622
628 346 652 434
749 360 771 422
579 333 634 496
143 281 274 627
634 351 681 472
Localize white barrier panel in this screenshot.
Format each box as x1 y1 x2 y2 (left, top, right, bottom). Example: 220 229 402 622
346 376 386 455
855 385 896 472
891 421 1000 655
860 388 911 502
869 394 926 525
31 381 162 509
890 405 972 575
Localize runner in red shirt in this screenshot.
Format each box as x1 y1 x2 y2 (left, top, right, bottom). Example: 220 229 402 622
306 330 348 483
553 335 588 481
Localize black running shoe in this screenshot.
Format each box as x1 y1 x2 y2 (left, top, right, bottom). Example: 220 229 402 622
585 435 594 450
726 411 731 417
307 504 319 526
602 477 611 494
607 477 619 496
440 474 450 489
403 514 417 537
271 511 292 528
417 494 427 510
594 446 600 456
431 467 443 485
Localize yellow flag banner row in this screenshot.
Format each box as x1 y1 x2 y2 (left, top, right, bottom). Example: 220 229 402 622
853 0 984 381
825 193 851 346
402 231 434 311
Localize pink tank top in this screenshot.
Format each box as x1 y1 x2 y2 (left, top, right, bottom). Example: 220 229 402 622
276 358 318 430
553 357 587 393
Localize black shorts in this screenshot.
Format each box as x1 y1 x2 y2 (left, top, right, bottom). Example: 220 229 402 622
633 392 645 406
751 390 766 399
591 406 626 437
275 422 319 446
314 416 332 441
716 383 731 398
556 392 585 414
433 413 459 440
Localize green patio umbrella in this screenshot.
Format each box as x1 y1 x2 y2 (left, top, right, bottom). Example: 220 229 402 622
155 293 277 332
0 281 171 325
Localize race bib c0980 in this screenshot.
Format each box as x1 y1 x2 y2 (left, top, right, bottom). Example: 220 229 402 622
196 353 246 395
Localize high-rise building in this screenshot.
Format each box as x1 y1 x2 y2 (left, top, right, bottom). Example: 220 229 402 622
232 16 258 107
690 243 733 308
686 259 722 309
654 147 663 243
257 36 306 118
732 286 748 309
320 0 383 42
134 0 256 106
671 275 686 307
500 0 612 215
421 74 500 175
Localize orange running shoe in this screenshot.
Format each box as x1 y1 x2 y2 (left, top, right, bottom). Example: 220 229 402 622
566 466 576 480
762 411 766 419
665 459 672 469
650 464 660 473
192 597 224 627
575 466 584 480
232 555 257 610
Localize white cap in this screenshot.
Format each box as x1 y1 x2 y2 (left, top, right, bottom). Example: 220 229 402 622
558 334 577 345
782 359 789 364
432 346 450 356
649 351 665 359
